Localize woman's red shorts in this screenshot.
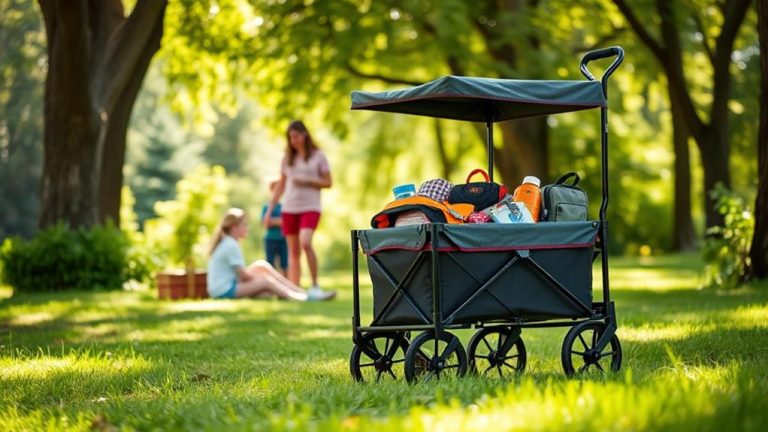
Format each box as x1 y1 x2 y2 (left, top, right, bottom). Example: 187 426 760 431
281 211 321 235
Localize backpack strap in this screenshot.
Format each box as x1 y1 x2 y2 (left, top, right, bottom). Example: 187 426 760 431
555 172 580 186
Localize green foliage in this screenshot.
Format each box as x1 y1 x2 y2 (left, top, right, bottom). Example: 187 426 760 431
0 223 130 292
144 165 230 271
0 0 45 239
120 186 161 285
702 184 754 289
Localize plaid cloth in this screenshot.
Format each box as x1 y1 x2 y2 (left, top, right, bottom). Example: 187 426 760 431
417 178 453 202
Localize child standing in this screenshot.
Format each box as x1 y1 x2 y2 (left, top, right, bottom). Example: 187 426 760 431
261 179 288 276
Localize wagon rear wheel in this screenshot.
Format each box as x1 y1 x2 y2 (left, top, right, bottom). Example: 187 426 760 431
467 326 526 378
404 331 467 383
561 321 622 377
350 332 409 383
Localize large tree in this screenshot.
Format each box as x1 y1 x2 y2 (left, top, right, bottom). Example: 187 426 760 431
37 0 167 228
750 0 768 279
613 0 752 230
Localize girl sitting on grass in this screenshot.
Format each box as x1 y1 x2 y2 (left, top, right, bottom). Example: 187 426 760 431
207 208 336 301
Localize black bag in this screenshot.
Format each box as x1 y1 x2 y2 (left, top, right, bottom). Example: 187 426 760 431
541 172 589 221
448 169 508 210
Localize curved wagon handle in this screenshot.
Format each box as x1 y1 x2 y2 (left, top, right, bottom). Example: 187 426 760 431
580 46 624 96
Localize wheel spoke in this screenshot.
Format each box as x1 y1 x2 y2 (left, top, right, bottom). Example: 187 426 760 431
360 362 375 367
388 370 397 379
443 364 460 369
577 333 589 350
474 354 491 360
591 329 598 348
482 337 493 352
599 351 615 359
384 338 391 356
502 361 518 370
483 364 494 374
439 337 460 362
595 362 605 372
375 370 383 383
578 363 590 373
391 358 405 364
385 338 400 359
571 350 586 355
500 354 519 361
496 365 503 378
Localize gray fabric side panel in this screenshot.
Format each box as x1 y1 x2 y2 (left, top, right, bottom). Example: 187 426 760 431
359 225 428 253
439 222 599 250
350 76 605 122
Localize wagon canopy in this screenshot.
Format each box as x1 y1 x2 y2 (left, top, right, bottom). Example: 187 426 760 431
350 75 606 122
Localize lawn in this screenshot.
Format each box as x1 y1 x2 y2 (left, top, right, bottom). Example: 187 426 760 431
1 253 767 431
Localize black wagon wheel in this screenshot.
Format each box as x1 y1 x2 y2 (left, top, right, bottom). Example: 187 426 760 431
404 331 467 383
467 326 526 378
350 332 409 383
561 321 622 377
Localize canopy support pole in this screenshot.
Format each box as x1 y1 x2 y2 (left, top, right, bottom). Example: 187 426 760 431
486 119 494 182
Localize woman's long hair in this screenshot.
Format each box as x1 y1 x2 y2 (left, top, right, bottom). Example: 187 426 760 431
286 120 318 166
209 208 246 256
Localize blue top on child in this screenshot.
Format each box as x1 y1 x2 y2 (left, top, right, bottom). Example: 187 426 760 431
260 203 284 240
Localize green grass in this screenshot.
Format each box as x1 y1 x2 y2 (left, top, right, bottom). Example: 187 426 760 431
1 253 767 431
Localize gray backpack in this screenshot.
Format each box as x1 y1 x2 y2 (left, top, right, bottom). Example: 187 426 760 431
541 172 588 222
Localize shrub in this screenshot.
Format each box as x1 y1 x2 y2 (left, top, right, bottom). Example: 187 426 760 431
143 165 230 272
702 183 754 289
0 223 131 292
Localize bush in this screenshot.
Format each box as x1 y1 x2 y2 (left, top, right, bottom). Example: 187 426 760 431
143 165 230 272
702 183 754 289
0 223 132 292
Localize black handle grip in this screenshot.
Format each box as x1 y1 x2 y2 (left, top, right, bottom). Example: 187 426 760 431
580 46 624 84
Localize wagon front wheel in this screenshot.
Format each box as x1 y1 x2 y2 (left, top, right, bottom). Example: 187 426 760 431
350 332 409 383
467 326 526 378
404 331 467 383
561 321 622 377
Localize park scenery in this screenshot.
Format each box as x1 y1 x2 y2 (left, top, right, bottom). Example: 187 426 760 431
1 1 768 431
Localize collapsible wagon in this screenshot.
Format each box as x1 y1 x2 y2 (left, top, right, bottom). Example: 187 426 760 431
348 47 624 383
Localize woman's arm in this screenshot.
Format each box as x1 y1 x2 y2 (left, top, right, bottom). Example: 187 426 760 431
263 174 287 228
293 171 331 189
235 266 253 282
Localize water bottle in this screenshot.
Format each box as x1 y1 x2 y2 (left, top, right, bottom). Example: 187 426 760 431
392 184 416 200
512 176 542 222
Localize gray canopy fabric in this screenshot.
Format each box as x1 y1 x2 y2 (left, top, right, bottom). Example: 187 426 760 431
350 75 606 122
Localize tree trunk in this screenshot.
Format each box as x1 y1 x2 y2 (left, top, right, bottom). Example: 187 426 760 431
37 0 167 230
750 0 768 280
670 96 697 250
38 2 104 228
699 127 732 229
98 8 165 225
614 0 750 231
495 117 549 186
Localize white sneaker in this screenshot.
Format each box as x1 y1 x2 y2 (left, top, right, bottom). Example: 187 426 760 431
307 286 336 301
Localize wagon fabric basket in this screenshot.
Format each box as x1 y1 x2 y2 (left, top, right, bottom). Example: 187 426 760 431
359 222 599 326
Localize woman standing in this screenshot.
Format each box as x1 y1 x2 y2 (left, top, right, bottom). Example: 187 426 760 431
263 120 333 299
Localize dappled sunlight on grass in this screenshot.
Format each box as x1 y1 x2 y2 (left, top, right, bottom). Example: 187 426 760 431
609 268 703 290
1 254 767 430
621 323 709 343
6 311 56 327
1 352 153 381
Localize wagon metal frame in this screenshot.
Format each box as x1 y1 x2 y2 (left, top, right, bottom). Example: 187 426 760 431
348 47 624 383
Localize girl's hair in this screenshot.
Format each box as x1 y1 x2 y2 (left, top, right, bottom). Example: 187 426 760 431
286 120 318 166
209 207 246 256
